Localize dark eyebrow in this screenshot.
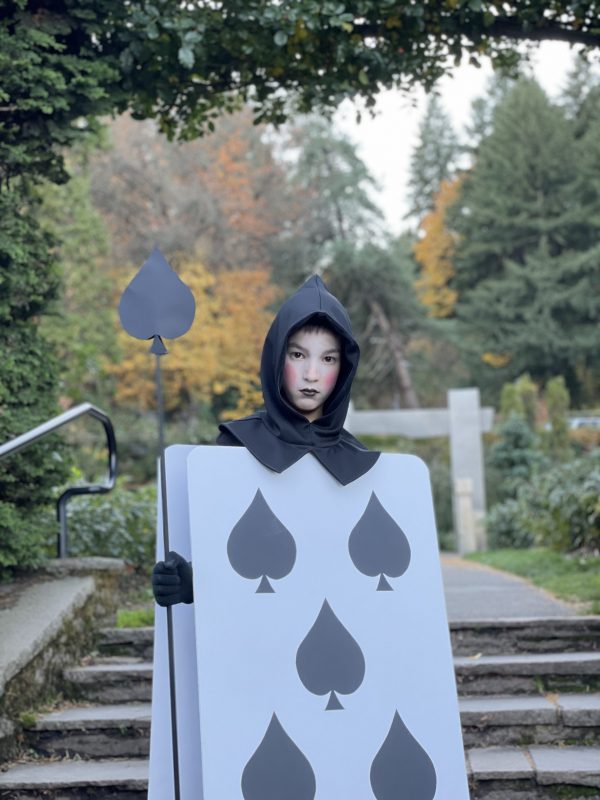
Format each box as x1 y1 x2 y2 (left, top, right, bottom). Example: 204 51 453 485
287 341 341 356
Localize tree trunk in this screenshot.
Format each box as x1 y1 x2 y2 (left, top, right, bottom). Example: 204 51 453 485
368 298 419 409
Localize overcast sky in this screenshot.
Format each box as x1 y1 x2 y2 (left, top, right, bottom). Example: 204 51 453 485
335 42 579 234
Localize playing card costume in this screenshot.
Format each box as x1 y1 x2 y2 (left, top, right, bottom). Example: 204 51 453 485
148 277 469 799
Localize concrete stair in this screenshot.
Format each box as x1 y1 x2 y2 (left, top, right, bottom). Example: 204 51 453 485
64 659 152 704
0 619 599 798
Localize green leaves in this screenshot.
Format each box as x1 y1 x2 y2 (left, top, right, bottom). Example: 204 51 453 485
451 77 600 399
178 46 195 68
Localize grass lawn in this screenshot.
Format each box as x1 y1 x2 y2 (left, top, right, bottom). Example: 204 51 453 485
117 607 155 628
116 579 155 628
466 547 600 615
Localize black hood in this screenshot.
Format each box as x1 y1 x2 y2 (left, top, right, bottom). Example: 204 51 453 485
219 275 379 484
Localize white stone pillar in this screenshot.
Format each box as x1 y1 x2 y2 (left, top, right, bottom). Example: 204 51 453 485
448 388 488 553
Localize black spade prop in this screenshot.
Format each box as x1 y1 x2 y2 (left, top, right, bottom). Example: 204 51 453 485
348 492 411 590
241 714 316 800
227 489 296 593
370 711 437 800
118 248 196 800
296 600 365 710
118 246 195 353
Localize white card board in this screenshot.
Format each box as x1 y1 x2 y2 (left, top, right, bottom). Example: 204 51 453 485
184 445 469 799
148 446 203 799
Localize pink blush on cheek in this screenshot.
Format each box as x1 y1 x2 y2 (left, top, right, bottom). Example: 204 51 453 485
283 362 297 389
323 369 339 388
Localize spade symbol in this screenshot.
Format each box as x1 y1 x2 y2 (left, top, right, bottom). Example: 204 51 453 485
348 493 411 590
241 714 316 800
296 600 365 710
118 247 196 353
370 711 437 800
227 490 296 593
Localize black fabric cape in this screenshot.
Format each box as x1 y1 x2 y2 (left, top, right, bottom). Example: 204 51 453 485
218 275 380 485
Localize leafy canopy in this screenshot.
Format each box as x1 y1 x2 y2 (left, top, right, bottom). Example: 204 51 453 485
110 1 600 138
4 0 600 183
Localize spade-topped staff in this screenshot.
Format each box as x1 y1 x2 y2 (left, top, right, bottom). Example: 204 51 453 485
118 248 196 800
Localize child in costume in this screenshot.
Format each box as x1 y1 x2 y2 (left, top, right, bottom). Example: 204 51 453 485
152 275 379 606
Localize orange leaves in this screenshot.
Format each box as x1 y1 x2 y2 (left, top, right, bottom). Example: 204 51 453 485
481 352 512 368
413 177 462 318
111 259 280 420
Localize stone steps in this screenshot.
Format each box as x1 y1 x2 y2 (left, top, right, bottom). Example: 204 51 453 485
460 692 600 747
455 651 600 696
467 745 600 798
20 690 600 764
451 616 600 656
0 758 148 799
2 616 599 798
98 616 600 660
65 649 600 705
98 628 154 661
1 746 599 798
24 704 150 759
64 660 152 704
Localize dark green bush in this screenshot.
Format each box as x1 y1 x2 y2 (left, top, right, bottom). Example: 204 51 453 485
65 482 157 572
487 449 600 553
0 501 55 579
0 190 70 577
486 413 547 502
486 498 533 550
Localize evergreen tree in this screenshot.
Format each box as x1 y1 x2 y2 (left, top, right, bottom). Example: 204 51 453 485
451 78 600 399
271 116 383 289
328 236 427 408
291 116 382 244
464 74 513 154
407 95 460 220
37 160 116 406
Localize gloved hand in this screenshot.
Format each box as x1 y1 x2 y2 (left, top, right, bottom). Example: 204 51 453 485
152 550 194 606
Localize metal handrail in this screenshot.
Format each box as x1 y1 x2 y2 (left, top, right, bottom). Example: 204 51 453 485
0 403 117 558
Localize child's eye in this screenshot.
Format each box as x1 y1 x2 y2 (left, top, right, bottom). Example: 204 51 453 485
324 355 337 364
288 351 304 360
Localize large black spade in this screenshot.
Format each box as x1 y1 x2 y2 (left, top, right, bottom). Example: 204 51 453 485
118 247 195 352
227 489 296 592
296 600 365 710
241 714 316 800
348 492 411 590
370 711 437 800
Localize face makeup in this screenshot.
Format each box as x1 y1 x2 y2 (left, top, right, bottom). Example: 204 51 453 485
282 329 341 422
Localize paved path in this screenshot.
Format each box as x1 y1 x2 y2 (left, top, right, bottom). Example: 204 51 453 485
441 555 577 622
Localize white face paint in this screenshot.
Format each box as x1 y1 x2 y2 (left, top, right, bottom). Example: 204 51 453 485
281 329 342 422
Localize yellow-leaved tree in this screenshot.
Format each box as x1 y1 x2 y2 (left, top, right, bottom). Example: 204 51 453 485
111 258 280 420
413 177 462 318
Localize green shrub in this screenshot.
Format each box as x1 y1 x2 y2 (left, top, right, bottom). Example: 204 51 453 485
522 452 600 552
487 413 547 502
65 481 157 572
0 501 55 579
486 498 533 549
0 189 70 577
487 449 600 553
543 375 572 460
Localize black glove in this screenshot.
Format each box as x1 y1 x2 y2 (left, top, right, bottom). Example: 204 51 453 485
152 550 194 606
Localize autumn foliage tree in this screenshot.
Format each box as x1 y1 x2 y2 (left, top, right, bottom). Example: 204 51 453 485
90 112 289 272
413 177 462 319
